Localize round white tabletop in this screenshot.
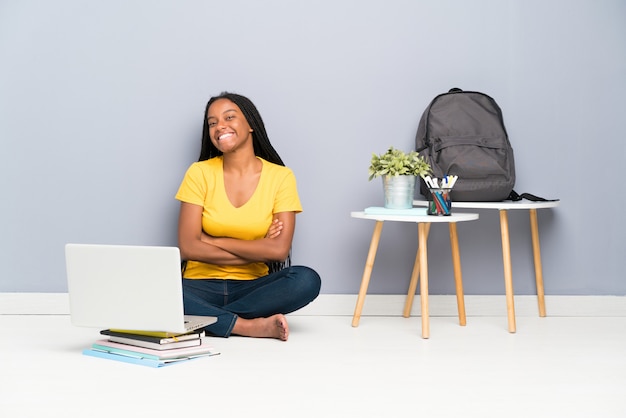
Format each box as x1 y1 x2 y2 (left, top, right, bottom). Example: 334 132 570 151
413 199 560 210
350 211 479 223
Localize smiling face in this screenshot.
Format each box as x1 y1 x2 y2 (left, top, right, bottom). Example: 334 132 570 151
206 98 254 155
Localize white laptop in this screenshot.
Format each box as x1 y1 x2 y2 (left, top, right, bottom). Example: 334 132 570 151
65 243 216 334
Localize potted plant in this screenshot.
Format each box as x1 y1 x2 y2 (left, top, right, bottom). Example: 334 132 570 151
368 147 431 209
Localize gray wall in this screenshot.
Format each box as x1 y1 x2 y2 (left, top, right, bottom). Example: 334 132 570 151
1 0 624 295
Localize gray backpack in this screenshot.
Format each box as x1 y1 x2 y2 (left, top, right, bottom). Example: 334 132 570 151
415 88 516 201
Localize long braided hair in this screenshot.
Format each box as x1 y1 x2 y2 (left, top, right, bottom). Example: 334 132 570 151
199 92 289 274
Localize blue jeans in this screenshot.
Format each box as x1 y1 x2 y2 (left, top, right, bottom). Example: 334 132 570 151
182 265 321 337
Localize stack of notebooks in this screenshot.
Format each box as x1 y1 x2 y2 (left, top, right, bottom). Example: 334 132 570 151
82 329 220 368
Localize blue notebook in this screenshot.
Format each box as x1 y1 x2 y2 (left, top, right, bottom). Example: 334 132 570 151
82 348 202 368
364 207 428 216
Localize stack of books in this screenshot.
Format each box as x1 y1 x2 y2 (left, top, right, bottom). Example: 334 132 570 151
82 329 220 368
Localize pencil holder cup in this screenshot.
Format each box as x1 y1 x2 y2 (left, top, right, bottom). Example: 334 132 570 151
427 188 452 216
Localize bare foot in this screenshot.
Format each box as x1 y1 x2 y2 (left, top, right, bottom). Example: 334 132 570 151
231 314 289 341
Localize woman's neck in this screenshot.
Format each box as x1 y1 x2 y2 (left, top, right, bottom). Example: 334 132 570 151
222 150 261 176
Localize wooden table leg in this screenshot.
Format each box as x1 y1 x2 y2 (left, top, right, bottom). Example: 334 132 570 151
418 222 430 339
403 223 431 317
529 209 547 317
448 222 466 326
352 221 384 327
499 209 516 333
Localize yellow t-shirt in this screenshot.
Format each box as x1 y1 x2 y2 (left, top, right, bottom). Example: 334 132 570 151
175 156 302 280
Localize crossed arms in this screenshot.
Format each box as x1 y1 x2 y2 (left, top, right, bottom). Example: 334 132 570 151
177 202 295 266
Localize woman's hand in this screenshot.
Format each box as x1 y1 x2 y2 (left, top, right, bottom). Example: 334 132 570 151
265 219 283 239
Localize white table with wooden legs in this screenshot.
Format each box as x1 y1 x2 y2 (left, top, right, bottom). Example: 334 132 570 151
350 211 479 338
413 199 560 333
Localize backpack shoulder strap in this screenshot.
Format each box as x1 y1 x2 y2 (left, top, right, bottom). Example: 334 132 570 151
507 190 559 202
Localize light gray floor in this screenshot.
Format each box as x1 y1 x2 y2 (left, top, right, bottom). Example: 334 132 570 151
1 313 625 418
